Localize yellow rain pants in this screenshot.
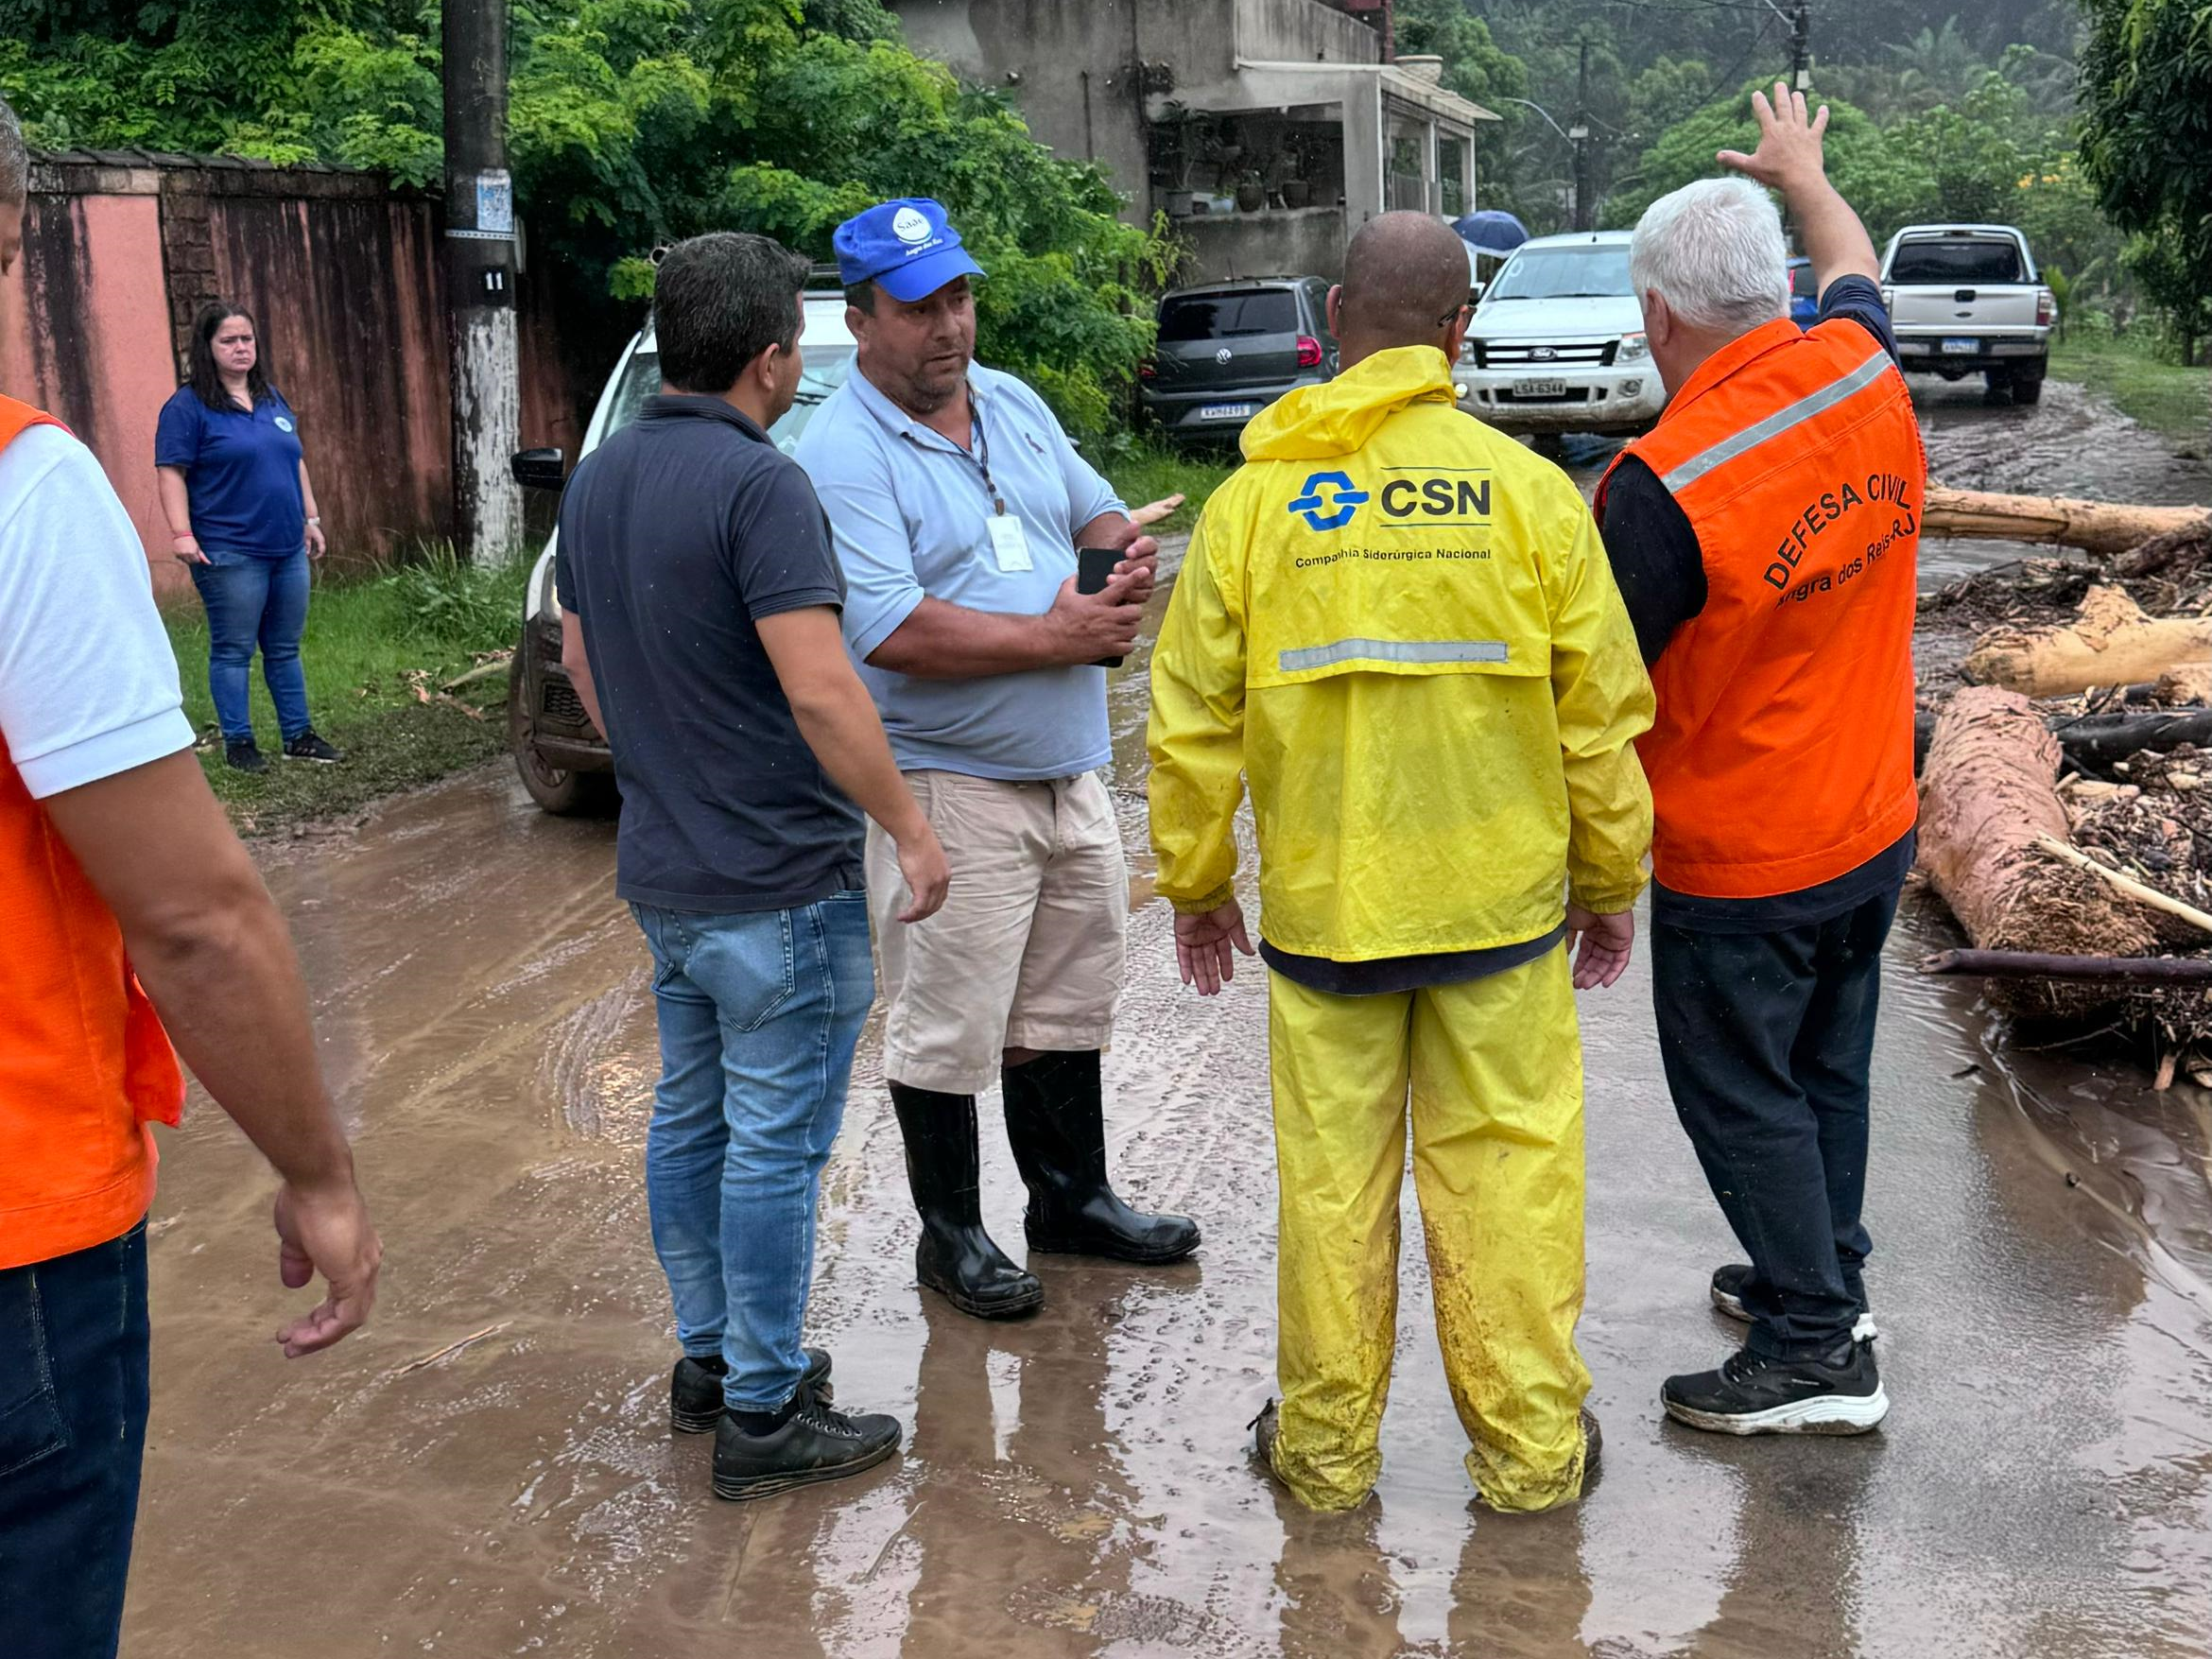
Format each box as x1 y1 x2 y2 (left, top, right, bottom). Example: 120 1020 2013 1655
1267 947 1593 1513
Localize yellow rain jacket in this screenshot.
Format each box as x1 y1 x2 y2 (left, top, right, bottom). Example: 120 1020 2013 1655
1147 345 1654 958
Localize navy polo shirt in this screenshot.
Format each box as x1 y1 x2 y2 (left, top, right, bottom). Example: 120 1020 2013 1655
153 387 307 557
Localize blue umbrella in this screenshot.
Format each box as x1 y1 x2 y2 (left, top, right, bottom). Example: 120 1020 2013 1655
1453 209 1529 257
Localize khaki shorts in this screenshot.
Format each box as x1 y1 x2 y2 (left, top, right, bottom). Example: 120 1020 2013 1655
867 769 1128 1095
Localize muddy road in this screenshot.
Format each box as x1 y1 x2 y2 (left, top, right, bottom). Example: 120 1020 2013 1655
124 380 2212 1658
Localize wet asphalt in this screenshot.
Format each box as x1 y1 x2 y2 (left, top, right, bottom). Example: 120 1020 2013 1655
120 380 2212 1657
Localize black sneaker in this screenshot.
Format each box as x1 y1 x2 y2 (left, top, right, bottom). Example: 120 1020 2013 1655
281 730 343 764
224 739 267 773
670 1348 833 1434
1663 1340 1889 1435
712 1397 901 1501
1710 1263 1878 1342
1249 1398 1281 1469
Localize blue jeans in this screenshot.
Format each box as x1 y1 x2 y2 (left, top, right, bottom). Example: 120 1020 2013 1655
0 1222 150 1659
631 893 873 1411
189 546 313 744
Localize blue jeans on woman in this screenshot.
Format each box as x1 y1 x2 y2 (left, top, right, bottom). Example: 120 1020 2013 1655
189 546 312 744
0 1221 150 1659
630 892 873 1413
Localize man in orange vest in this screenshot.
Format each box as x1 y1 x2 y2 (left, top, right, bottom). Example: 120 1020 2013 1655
0 101 380 1659
1596 84 1923 1434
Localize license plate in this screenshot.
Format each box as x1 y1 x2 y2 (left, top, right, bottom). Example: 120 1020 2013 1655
1941 337 1979 354
1197 402 1255 421
1512 377 1569 398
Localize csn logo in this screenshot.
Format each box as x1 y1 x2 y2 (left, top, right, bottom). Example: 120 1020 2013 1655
1287 471 1370 531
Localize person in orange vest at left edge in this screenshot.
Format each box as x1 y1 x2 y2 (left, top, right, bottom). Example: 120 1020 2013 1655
1595 85 1925 1436
0 99 381 1659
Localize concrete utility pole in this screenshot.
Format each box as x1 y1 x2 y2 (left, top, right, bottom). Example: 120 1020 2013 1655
1570 39 1595 233
442 0 522 563
1789 1 1812 90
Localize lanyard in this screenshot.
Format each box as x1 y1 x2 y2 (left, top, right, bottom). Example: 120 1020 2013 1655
964 384 1006 516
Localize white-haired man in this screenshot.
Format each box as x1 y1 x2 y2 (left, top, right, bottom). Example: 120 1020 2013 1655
1595 84 1923 1435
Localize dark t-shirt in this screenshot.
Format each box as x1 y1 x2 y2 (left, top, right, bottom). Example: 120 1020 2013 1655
153 386 307 556
556 395 864 913
1599 272 1909 933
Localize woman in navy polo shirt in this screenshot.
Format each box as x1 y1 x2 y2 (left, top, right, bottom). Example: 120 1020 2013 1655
155 302 341 772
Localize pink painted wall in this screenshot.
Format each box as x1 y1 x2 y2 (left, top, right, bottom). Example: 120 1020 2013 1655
0 191 187 595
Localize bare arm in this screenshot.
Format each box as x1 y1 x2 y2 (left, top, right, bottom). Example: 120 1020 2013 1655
560 607 606 736
869 495 1181 681
299 459 325 558
756 606 948 922
1719 83 1881 290
156 465 205 566
41 752 381 1356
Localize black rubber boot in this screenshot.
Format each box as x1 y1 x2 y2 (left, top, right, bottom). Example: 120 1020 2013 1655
1000 1051 1201 1264
890 1084 1045 1320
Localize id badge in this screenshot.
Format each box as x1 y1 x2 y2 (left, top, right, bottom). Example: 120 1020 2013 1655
987 511 1033 573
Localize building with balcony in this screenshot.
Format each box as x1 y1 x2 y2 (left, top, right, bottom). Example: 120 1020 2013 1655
888 0 1497 284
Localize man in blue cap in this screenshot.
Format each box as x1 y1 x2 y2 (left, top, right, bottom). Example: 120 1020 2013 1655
796 199 1201 1321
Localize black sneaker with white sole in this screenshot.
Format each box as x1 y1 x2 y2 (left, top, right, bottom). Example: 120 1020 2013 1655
281 730 343 764
670 1348 833 1434
1709 1263 1878 1343
1662 1339 1889 1435
712 1398 901 1500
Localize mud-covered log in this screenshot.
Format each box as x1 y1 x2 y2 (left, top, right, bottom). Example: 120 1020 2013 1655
1923 948 2212 984
1917 685 2157 1016
1962 585 2212 697
1924 487 2211 557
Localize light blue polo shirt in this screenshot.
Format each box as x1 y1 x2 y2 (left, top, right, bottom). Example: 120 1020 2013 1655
795 362 1125 780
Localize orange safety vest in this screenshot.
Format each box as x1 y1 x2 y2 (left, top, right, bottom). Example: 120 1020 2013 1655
0 393 185 1271
1597 317 1925 899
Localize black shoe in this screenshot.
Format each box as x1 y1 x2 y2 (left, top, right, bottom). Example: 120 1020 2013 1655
1710 1263 1878 1341
224 739 267 773
281 730 343 764
671 1348 833 1435
1579 1407 1602 1491
1662 1340 1889 1435
712 1397 902 1501
1001 1050 1201 1264
1250 1397 1280 1468
890 1084 1045 1320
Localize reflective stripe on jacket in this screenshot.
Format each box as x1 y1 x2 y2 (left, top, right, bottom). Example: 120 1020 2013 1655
1597 317 1924 899
1147 346 1654 963
0 393 184 1270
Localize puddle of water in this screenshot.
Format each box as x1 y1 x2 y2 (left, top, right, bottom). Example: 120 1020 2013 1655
118 372 2212 1657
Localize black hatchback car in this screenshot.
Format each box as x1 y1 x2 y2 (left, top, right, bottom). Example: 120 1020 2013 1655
1139 276 1339 444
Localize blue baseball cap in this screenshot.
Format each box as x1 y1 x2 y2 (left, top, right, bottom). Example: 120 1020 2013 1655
833 198 986 303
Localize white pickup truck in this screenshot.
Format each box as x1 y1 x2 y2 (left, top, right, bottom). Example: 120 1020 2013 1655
1878 223 2056 405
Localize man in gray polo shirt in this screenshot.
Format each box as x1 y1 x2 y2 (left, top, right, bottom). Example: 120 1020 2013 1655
796 198 1200 1320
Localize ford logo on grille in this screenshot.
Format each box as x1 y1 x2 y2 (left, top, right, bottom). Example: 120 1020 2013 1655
1216 346 1233 364
1529 346 1557 360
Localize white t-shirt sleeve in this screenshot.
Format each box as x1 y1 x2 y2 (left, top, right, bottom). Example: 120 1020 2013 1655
0 424 196 798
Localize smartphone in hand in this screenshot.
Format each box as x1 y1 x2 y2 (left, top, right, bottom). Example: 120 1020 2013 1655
1077 545 1129 668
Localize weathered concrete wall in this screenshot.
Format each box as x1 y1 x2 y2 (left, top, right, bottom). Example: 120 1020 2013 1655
0 185 177 579
1178 205 1349 283
1234 0 1383 67
0 150 586 596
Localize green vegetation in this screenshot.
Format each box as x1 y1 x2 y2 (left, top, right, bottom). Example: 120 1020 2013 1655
2050 331 2212 450
1103 441 1237 538
2078 0 2212 365
164 547 527 833
0 0 1167 441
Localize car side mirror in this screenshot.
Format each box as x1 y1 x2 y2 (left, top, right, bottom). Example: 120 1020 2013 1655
1469 283 1485 303
511 447 566 492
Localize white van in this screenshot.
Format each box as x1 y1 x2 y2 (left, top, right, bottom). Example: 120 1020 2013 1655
506 292 855 812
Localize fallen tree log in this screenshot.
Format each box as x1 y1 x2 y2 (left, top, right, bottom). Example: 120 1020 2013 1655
1915 706 2212 773
1925 487 2211 557
1922 948 2212 985
1917 685 2156 1017
1961 585 2212 697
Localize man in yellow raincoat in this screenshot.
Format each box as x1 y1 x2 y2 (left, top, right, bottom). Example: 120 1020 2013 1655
1146 212 1654 1513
